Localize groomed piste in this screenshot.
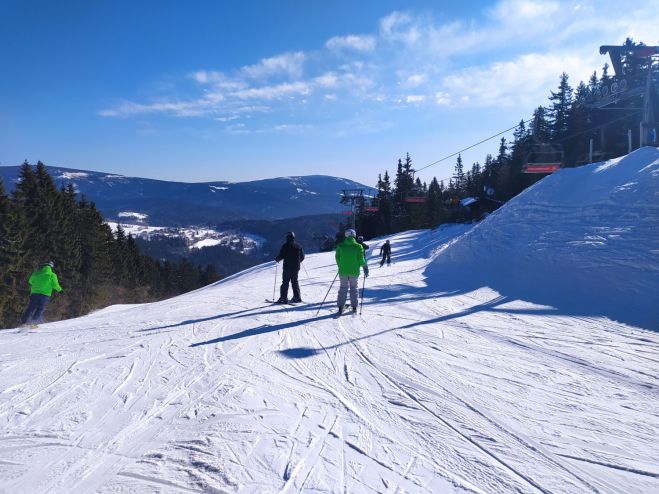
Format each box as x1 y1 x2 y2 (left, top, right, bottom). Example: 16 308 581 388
1 148 658 493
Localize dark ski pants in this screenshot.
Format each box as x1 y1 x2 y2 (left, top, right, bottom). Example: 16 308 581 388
380 253 391 266
280 269 301 301
21 293 50 325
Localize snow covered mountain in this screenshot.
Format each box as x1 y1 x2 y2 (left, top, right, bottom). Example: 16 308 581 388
0 165 368 224
1 149 658 493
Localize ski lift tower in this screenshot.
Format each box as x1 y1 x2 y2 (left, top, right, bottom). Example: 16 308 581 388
598 44 659 146
340 188 364 230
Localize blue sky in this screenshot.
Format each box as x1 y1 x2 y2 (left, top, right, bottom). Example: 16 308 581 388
0 0 656 186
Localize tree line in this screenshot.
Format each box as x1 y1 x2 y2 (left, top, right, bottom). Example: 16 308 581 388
0 162 219 328
355 38 654 238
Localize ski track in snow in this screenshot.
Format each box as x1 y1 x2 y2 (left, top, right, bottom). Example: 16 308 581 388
2 150 659 493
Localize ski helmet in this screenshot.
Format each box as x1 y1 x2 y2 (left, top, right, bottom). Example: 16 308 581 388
345 229 356 238
42 260 55 268
357 236 364 242
286 231 295 241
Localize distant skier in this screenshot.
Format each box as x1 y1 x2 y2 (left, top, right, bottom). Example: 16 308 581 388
334 229 368 315
379 240 391 266
275 231 305 303
20 260 62 327
357 235 369 251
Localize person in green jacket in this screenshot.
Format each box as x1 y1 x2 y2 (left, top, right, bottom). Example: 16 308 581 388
20 261 62 326
334 229 368 315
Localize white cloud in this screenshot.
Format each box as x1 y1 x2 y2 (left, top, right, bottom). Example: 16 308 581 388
241 52 305 79
98 99 220 118
214 115 240 122
379 11 420 45
440 52 595 108
271 124 313 133
405 95 425 104
404 73 427 88
326 34 376 52
488 0 560 24
435 92 451 106
234 81 310 100
315 72 339 88
190 71 247 91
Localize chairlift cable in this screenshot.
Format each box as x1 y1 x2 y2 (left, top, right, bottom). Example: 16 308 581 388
415 118 534 174
414 107 644 179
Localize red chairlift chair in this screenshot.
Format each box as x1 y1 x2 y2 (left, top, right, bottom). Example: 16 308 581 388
523 142 564 174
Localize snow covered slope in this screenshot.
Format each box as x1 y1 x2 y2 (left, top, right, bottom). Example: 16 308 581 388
1 151 658 493
427 146 659 330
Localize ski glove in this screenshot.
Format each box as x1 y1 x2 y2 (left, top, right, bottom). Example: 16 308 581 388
363 265 369 278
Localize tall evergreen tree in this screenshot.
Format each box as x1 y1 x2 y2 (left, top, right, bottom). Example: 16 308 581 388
453 154 465 194
0 179 28 326
530 106 551 142
549 72 573 141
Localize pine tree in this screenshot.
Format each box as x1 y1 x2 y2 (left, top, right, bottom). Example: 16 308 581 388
549 72 573 141
377 170 393 233
600 63 612 89
78 200 113 312
453 154 465 194
565 81 592 166
50 183 83 318
588 71 599 93
530 106 551 142
0 179 28 327
177 258 200 293
201 264 220 285
620 37 649 78
425 177 443 227
111 225 131 285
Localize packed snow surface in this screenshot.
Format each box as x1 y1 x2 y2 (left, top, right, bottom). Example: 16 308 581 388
1 149 658 493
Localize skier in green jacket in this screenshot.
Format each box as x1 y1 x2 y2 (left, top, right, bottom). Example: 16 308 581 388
21 261 62 327
334 229 368 315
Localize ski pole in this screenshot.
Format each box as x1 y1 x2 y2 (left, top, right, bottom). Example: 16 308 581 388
272 262 278 301
316 271 339 316
302 263 310 279
360 274 366 315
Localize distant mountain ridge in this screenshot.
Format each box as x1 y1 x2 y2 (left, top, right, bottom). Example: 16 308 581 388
0 165 368 225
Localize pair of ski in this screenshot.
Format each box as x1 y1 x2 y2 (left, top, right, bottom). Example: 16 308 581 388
266 299 357 318
334 304 357 318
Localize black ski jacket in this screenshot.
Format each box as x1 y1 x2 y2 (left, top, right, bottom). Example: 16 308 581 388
358 241 369 251
276 240 305 271
380 242 391 255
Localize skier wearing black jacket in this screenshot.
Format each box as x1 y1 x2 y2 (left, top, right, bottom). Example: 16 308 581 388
380 239 391 266
275 231 305 303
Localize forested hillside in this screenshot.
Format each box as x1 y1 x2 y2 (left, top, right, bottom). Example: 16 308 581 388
0 163 219 328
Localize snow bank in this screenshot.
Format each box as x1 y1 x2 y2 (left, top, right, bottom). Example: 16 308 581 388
426 147 659 330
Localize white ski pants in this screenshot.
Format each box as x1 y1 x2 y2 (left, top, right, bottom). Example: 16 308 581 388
337 275 359 308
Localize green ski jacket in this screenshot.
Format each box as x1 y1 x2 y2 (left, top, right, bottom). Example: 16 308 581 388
29 265 62 297
335 237 366 276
